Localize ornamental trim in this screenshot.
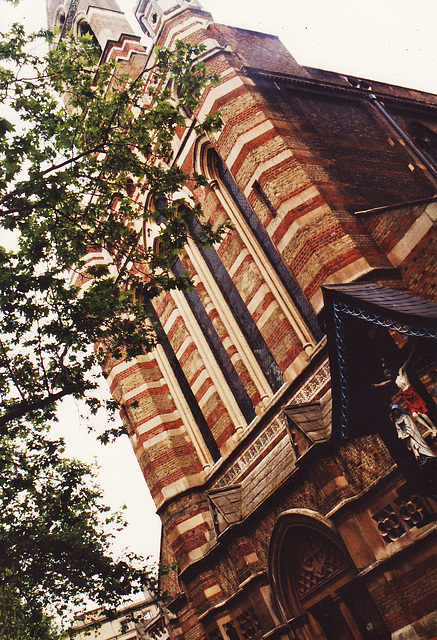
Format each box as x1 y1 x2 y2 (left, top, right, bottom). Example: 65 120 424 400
60 0 79 40
215 361 330 487
332 299 437 436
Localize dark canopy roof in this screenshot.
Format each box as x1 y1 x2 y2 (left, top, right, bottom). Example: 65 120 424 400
322 283 437 440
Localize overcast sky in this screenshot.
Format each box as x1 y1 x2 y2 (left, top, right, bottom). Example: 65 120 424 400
2 0 437 563
3 0 437 93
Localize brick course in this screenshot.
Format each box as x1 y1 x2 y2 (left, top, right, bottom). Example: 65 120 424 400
88 3 437 640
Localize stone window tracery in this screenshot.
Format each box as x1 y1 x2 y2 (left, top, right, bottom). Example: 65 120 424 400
140 195 254 454
373 505 404 543
269 510 391 639
294 532 348 598
372 492 433 544
236 607 262 639
395 494 430 529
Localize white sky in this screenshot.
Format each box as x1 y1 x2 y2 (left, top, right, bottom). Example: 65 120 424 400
2 0 437 563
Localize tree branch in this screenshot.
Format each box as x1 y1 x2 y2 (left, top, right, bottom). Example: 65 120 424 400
0 385 77 429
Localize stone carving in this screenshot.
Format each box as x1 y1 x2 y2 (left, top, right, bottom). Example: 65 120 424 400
215 362 330 488
371 345 437 436
236 607 262 639
373 505 404 543
60 0 79 39
395 494 429 529
373 493 431 544
216 416 286 488
291 360 330 404
391 405 436 465
295 535 346 597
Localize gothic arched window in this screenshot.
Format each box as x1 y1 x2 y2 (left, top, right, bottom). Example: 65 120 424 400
76 20 102 54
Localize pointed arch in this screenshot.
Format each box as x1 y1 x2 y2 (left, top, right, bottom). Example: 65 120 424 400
193 136 322 362
268 509 390 640
53 4 67 28
269 510 351 621
76 19 102 53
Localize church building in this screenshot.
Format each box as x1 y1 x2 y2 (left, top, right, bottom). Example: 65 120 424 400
47 2 437 639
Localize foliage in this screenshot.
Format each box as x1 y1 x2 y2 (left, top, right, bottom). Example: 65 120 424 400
0 419 152 623
0 25 224 430
0 585 63 640
0 20 224 630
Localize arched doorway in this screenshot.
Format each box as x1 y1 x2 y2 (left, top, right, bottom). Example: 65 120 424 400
268 510 390 640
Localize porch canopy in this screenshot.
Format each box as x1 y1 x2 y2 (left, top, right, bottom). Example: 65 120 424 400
322 283 437 440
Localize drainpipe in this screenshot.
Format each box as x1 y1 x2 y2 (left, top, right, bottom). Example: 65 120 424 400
368 93 437 184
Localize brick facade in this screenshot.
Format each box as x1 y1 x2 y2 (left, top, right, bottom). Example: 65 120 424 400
49 2 437 639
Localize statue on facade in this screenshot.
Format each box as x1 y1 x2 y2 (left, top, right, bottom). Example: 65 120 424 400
371 346 437 437
390 405 436 465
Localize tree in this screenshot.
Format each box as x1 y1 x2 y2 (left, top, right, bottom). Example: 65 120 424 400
0 20 223 631
0 416 152 630
0 586 63 640
0 23 224 430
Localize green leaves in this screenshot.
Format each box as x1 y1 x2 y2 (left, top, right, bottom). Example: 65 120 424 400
0 419 152 631
0 22 224 630
0 30 219 427
0 586 62 640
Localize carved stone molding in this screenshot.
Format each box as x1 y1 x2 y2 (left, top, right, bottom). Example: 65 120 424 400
216 414 287 488
60 0 79 38
215 360 330 488
290 360 330 404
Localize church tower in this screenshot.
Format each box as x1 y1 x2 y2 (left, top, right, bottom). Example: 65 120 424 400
46 0 138 53
135 0 208 42
49 1 437 639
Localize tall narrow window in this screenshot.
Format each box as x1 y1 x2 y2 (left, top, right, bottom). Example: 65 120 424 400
150 201 278 405
213 151 323 341
253 180 277 218
147 302 221 463
172 257 257 424
188 216 284 393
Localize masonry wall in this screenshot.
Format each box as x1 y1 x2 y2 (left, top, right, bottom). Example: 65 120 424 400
73 3 437 640
160 423 437 640
253 78 435 209
359 200 437 302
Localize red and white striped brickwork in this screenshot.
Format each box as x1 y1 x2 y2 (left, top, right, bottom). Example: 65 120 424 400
56 3 437 636
98 0 437 576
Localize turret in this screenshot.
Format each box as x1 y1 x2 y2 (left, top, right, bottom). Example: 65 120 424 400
134 0 211 42
46 0 137 51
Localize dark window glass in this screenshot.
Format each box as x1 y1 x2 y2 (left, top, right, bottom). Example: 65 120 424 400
215 154 323 340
